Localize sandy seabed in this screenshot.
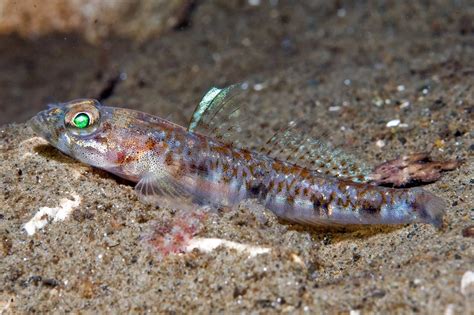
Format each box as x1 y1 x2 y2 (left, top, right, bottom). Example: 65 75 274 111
1 1 473 313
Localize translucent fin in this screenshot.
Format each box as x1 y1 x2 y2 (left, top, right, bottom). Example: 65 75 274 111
188 84 254 148
261 120 373 182
135 171 200 210
188 84 373 182
188 86 231 132
410 188 446 228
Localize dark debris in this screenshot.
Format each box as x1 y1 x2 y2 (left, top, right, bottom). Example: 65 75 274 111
371 153 461 187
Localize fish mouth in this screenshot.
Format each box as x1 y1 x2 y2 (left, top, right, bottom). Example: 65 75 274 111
29 111 48 138
28 112 44 135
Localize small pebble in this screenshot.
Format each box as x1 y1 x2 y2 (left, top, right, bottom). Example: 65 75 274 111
376 140 386 148
248 0 261 6
444 304 455 315
400 101 410 108
337 8 346 17
241 38 251 47
386 119 400 127
253 83 264 91
461 271 474 296
373 97 384 107
434 139 445 149
329 106 341 112
397 85 405 92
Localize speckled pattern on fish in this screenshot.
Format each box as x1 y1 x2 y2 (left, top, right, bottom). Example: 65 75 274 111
30 86 449 228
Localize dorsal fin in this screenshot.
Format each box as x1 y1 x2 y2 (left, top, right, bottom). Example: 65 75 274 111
188 84 252 148
188 84 373 182
261 120 372 182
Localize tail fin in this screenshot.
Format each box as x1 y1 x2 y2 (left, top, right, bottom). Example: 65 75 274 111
412 188 446 228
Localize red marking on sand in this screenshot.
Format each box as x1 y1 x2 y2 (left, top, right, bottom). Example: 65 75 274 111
144 210 209 258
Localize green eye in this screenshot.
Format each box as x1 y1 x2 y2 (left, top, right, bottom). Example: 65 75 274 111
72 113 90 129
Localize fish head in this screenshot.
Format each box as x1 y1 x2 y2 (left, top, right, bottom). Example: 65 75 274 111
30 99 119 169
30 98 179 181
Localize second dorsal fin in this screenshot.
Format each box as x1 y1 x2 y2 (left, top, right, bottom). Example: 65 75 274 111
187 84 374 182
260 120 372 182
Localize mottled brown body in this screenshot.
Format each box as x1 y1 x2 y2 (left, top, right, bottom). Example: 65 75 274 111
30 98 447 227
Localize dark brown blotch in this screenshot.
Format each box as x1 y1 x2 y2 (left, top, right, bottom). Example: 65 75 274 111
286 195 295 205
358 190 382 215
102 121 112 132
145 137 157 150
165 152 174 166
277 181 285 193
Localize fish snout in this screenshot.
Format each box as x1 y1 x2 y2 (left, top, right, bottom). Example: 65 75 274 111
29 111 48 136
29 109 62 142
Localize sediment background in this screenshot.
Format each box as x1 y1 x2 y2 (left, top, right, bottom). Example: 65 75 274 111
0 1 473 313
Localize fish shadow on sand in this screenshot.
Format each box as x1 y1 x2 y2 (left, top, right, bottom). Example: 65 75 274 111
33 144 79 165
283 219 406 243
33 144 133 186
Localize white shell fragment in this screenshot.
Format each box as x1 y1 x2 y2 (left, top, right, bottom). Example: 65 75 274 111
386 119 401 127
23 193 81 236
185 237 271 257
376 139 386 148
461 270 474 296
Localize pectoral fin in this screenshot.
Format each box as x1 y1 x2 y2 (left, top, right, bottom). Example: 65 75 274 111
135 172 197 210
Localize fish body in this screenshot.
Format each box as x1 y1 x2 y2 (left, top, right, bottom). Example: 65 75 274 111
30 93 445 227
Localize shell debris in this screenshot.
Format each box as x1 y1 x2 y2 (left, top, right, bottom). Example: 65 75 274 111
185 237 271 258
23 193 81 236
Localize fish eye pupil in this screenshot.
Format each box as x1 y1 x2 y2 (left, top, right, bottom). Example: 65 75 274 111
73 113 90 129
